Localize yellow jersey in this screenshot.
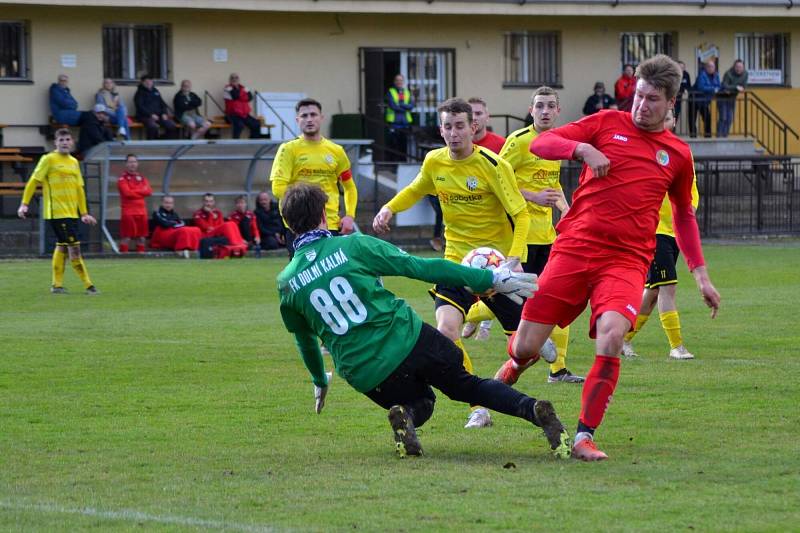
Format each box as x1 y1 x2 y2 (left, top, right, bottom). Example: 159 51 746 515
270 137 355 230
386 145 528 263
500 125 562 245
22 151 87 220
657 172 700 237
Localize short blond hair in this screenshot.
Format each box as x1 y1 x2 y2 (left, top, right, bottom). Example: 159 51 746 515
531 86 559 106
635 54 681 100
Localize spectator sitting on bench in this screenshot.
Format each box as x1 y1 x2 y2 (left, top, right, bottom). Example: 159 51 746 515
77 104 114 156
50 74 83 126
193 193 246 245
174 79 211 140
96 78 130 139
151 195 202 256
134 74 178 140
223 73 262 139
228 195 261 249
254 191 286 250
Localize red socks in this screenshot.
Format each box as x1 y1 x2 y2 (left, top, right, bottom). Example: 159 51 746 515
136 244 145 253
579 355 621 430
119 243 129 253
506 331 540 366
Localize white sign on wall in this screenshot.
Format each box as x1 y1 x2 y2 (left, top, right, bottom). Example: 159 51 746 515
213 49 228 63
255 92 304 141
60 54 77 68
747 69 783 85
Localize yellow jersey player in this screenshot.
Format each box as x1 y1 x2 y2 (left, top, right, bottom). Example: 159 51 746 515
271 98 357 257
373 98 555 429
17 128 98 294
622 109 700 360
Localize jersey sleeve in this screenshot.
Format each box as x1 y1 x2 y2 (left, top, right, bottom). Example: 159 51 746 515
336 145 352 182
669 153 705 271
22 155 49 204
341 177 357 218
530 113 604 160
489 160 527 217
498 134 522 171
270 143 293 200
355 235 493 292
279 300 328 388
384 165 435 213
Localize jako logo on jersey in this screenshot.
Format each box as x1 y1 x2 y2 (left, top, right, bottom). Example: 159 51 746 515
613 134 628 142
656 150 670 166
466 176 478 191
305 250 317 262
435 176 446 182
626 304 637 315
325 154 334 164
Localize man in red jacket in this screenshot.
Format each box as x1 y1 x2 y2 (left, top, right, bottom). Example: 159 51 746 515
223 73 262 139
117 154 153 253
228 195 260 249
469 97 506 154
614 64 636 112
193 193 245 245
498 55 720 461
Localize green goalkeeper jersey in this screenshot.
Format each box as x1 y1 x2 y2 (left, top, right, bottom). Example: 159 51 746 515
278 233 493 393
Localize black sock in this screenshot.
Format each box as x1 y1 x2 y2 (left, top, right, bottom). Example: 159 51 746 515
577 421 595 436
550 368 568 377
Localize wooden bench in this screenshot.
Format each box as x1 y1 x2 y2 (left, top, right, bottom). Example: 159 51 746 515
0 181 38 196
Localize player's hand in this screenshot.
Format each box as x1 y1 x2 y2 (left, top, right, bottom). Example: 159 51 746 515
340 215 355 235
314 372 333 414
492 268 538 304
17 204 29 219
81 214 97 226
372 206 393 234
576 143 610 177
693 266 720 318
528 188 562 207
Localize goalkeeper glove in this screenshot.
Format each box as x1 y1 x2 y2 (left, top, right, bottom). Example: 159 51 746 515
314 372 333 414
492 268 538 305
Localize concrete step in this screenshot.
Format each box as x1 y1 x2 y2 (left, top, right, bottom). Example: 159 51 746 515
684 136 763 157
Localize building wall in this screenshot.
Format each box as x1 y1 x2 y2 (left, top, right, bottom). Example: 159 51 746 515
1 6 798 151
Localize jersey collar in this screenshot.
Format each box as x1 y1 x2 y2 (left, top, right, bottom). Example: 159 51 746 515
293 229 332 251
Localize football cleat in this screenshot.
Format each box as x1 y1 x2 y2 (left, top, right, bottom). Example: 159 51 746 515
547 369 585 383
475 321 492 341
533 400 571 459
85 285 99 295
540 338 558 364
461 321 478 339
50 286 67 294
669 345 695 360
572 437 608 461
494 356 539 385
621 341 639 359
388 405 423 457
464 407 493 428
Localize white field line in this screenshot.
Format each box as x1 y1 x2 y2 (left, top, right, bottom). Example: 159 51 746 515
0 500 279 532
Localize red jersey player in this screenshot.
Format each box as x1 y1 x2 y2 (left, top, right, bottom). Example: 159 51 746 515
469 97 506 154
228 195 261 249
192 193 246 246
117 154 153 253
495 55 721 461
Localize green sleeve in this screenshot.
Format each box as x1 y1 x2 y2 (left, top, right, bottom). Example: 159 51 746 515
280 300 328 387
355 235 493 292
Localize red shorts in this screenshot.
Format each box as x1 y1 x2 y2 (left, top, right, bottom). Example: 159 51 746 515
521 249 648 338
120 214 149 238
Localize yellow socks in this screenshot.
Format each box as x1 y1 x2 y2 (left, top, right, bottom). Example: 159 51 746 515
549 325 570 374
624 313 650 342
52 248 66 287
659 310 683 349
70 256 93 289
465 300 495 324
454 338 474 374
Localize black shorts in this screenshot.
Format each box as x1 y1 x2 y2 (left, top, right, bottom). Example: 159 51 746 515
49 218 80 246
645 234 680 288
429 283 523 334
523 244 552 275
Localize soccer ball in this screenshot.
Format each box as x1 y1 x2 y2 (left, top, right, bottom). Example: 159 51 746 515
461 247 506 270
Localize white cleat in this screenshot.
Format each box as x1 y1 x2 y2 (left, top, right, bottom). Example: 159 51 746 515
540 338 558 364
475 320 492 341
621 340 639 359
464 407 493 428
462 321 478 339
669 345 695 360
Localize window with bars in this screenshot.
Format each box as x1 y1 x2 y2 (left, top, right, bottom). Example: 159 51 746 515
0 21 29 80
103 24 170 82
503 32 561 87
620 32 674 68
735 33 790 85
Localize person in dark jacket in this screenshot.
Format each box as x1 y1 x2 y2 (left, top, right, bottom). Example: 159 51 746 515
254 191 286 250
223 73 262 139
77 104 114 156
134 74 178 140
49 74 84 126
675 61 693 134
173 79 211 140
582 82 617 115
718 59 748 138
150 195 202 254
693 60 720 138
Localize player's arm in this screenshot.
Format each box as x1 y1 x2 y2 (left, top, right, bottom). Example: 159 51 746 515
280 302 329 388
270 143 292 202
337 149 357 234
141 177 153 198
18 157 49 218
530 115 610 177
76 171 96 225
372 168 434 233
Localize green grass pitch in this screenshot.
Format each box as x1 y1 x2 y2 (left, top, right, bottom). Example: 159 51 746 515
1 243 798 531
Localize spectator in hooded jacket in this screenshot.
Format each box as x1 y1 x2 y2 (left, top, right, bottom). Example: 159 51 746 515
254 191 286 251
151 195 202 256
173 79 211 140
77 104 114 156
49 74 83 126
223 73 262 139
96 78 130 139
614 64 636 112
134 74 178 140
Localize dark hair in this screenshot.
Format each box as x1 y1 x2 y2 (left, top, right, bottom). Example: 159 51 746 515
203 192 214 199
295 98 322 113
623 63 634 71
125 153 137 161
235 194 247 202
437 98 473 123
282 183 328 234
635 54 682 100
593 81 605 91
140 74 153 82
54 128 72 139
